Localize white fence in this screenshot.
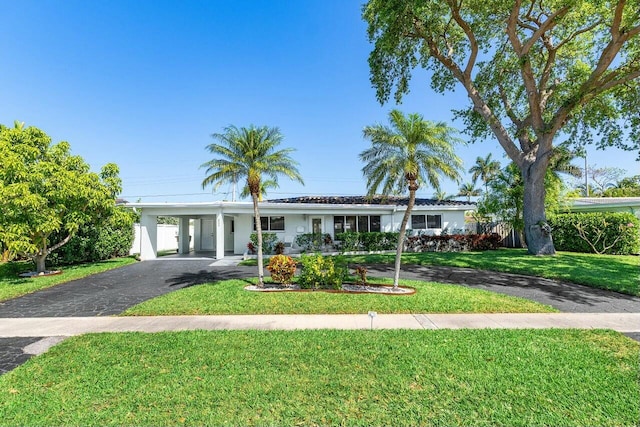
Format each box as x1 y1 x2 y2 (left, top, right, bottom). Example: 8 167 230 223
130 224 194 255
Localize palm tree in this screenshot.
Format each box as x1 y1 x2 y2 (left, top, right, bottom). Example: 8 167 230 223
469 153 501 194
457 182 481 202
360 110 463 288
201 125 304 286
433 189 454 201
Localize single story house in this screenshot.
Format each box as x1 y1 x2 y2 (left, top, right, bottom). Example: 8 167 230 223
127 196 476 260
561 197 640 219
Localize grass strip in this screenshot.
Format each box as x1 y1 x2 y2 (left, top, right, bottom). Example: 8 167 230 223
0 329 637 426
121 277 555 315
0 257 137 302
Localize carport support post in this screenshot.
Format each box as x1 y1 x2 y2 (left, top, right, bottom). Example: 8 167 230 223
178 217 190 254
139 214 157 260
216 212 225 260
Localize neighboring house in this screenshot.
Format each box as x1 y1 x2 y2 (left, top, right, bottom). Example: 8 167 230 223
127 196 475 260
562 197 640 219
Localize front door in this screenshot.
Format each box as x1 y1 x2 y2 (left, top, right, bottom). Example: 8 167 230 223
311 217 323 234
201 219 215 251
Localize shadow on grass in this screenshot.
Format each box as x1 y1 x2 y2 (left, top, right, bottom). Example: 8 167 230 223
166 268 255 289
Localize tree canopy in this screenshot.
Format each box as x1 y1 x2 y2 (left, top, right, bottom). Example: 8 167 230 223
0 122 121 272
363 0 640 255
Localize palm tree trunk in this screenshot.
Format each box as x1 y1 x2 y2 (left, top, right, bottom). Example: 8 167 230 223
393 186 416 288
252 192 265 287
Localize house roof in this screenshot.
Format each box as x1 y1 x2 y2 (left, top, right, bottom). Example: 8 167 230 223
265 195 474 207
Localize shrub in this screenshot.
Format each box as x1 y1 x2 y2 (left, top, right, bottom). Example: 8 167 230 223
266 254 297 284
354 265 368 285
49 207 135 266
274 241 285 255
298 254 346 290
294 233 333 252
249 232 278 254
549 212 639 255
404 233 501 253
336 232 399 252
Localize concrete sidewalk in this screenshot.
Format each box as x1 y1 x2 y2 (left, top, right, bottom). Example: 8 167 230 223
2 313 639 337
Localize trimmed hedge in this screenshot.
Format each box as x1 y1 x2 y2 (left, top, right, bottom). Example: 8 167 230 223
335 232 399 252
49 207 135 266
404 233 502 252
549 212 640 255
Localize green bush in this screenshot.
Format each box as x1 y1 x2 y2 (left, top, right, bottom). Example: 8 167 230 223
549 212 640 255
294 233 332 252
336 232 399 252
249 232 278 254
49 207 135 266
297 254 346 290
266 255 297 284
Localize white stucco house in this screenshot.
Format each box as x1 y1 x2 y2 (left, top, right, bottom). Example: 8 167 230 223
127 196 476 260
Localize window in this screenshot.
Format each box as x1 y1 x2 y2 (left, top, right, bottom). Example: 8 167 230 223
427 215 442 229
254 216 285 231
334 215 381 234
411 214 442 229
411 215 426 230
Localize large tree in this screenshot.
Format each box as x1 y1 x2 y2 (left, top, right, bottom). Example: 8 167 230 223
0 122 122 273
363 0 640 255
360 109 463 288
201 125 304 287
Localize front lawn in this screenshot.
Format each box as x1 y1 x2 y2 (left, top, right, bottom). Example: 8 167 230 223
0 257 138 302
290 249 638 295
0 329 637 427
122 277 555 315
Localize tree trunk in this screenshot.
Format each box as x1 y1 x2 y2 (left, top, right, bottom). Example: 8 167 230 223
252 192 265 287
393 186 417 288
34 253 47 273
522 158 556 255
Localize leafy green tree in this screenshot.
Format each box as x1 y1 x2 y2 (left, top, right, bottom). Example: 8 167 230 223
363 0 640 255
360 109 463 287
0 122 122 273
603 175 640 197
457 182 481 202
469 153 501 194
201 125 304 286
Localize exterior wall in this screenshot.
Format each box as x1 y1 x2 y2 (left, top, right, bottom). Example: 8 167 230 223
131 223 195 255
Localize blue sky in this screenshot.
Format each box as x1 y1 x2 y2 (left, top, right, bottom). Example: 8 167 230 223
1 0 637 202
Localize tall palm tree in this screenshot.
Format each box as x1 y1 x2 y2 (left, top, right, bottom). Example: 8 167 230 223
360 110 463 288
201 125 304 286
469 153 501 194
457 182 481 202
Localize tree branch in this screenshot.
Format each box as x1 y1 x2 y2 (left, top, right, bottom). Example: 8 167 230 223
448 0 479 79
47 233 74 255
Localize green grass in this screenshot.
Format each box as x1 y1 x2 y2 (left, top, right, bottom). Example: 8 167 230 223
122 277 555 315
0 257 138 302
246 249 639 295
349 249 640 295
0 329 637 426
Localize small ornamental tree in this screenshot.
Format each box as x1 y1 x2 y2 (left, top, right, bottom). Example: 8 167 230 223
0 122 122 273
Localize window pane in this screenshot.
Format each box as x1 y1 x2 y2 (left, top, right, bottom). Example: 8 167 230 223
370 216 381 232
427 215 442 229
358 216 369 233
334 216 344 235
270 216 285 231
411 215 426 229
260 216 269 231
345 216 357 232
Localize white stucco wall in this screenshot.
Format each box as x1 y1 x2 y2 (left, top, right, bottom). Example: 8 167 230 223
131 223 195 255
